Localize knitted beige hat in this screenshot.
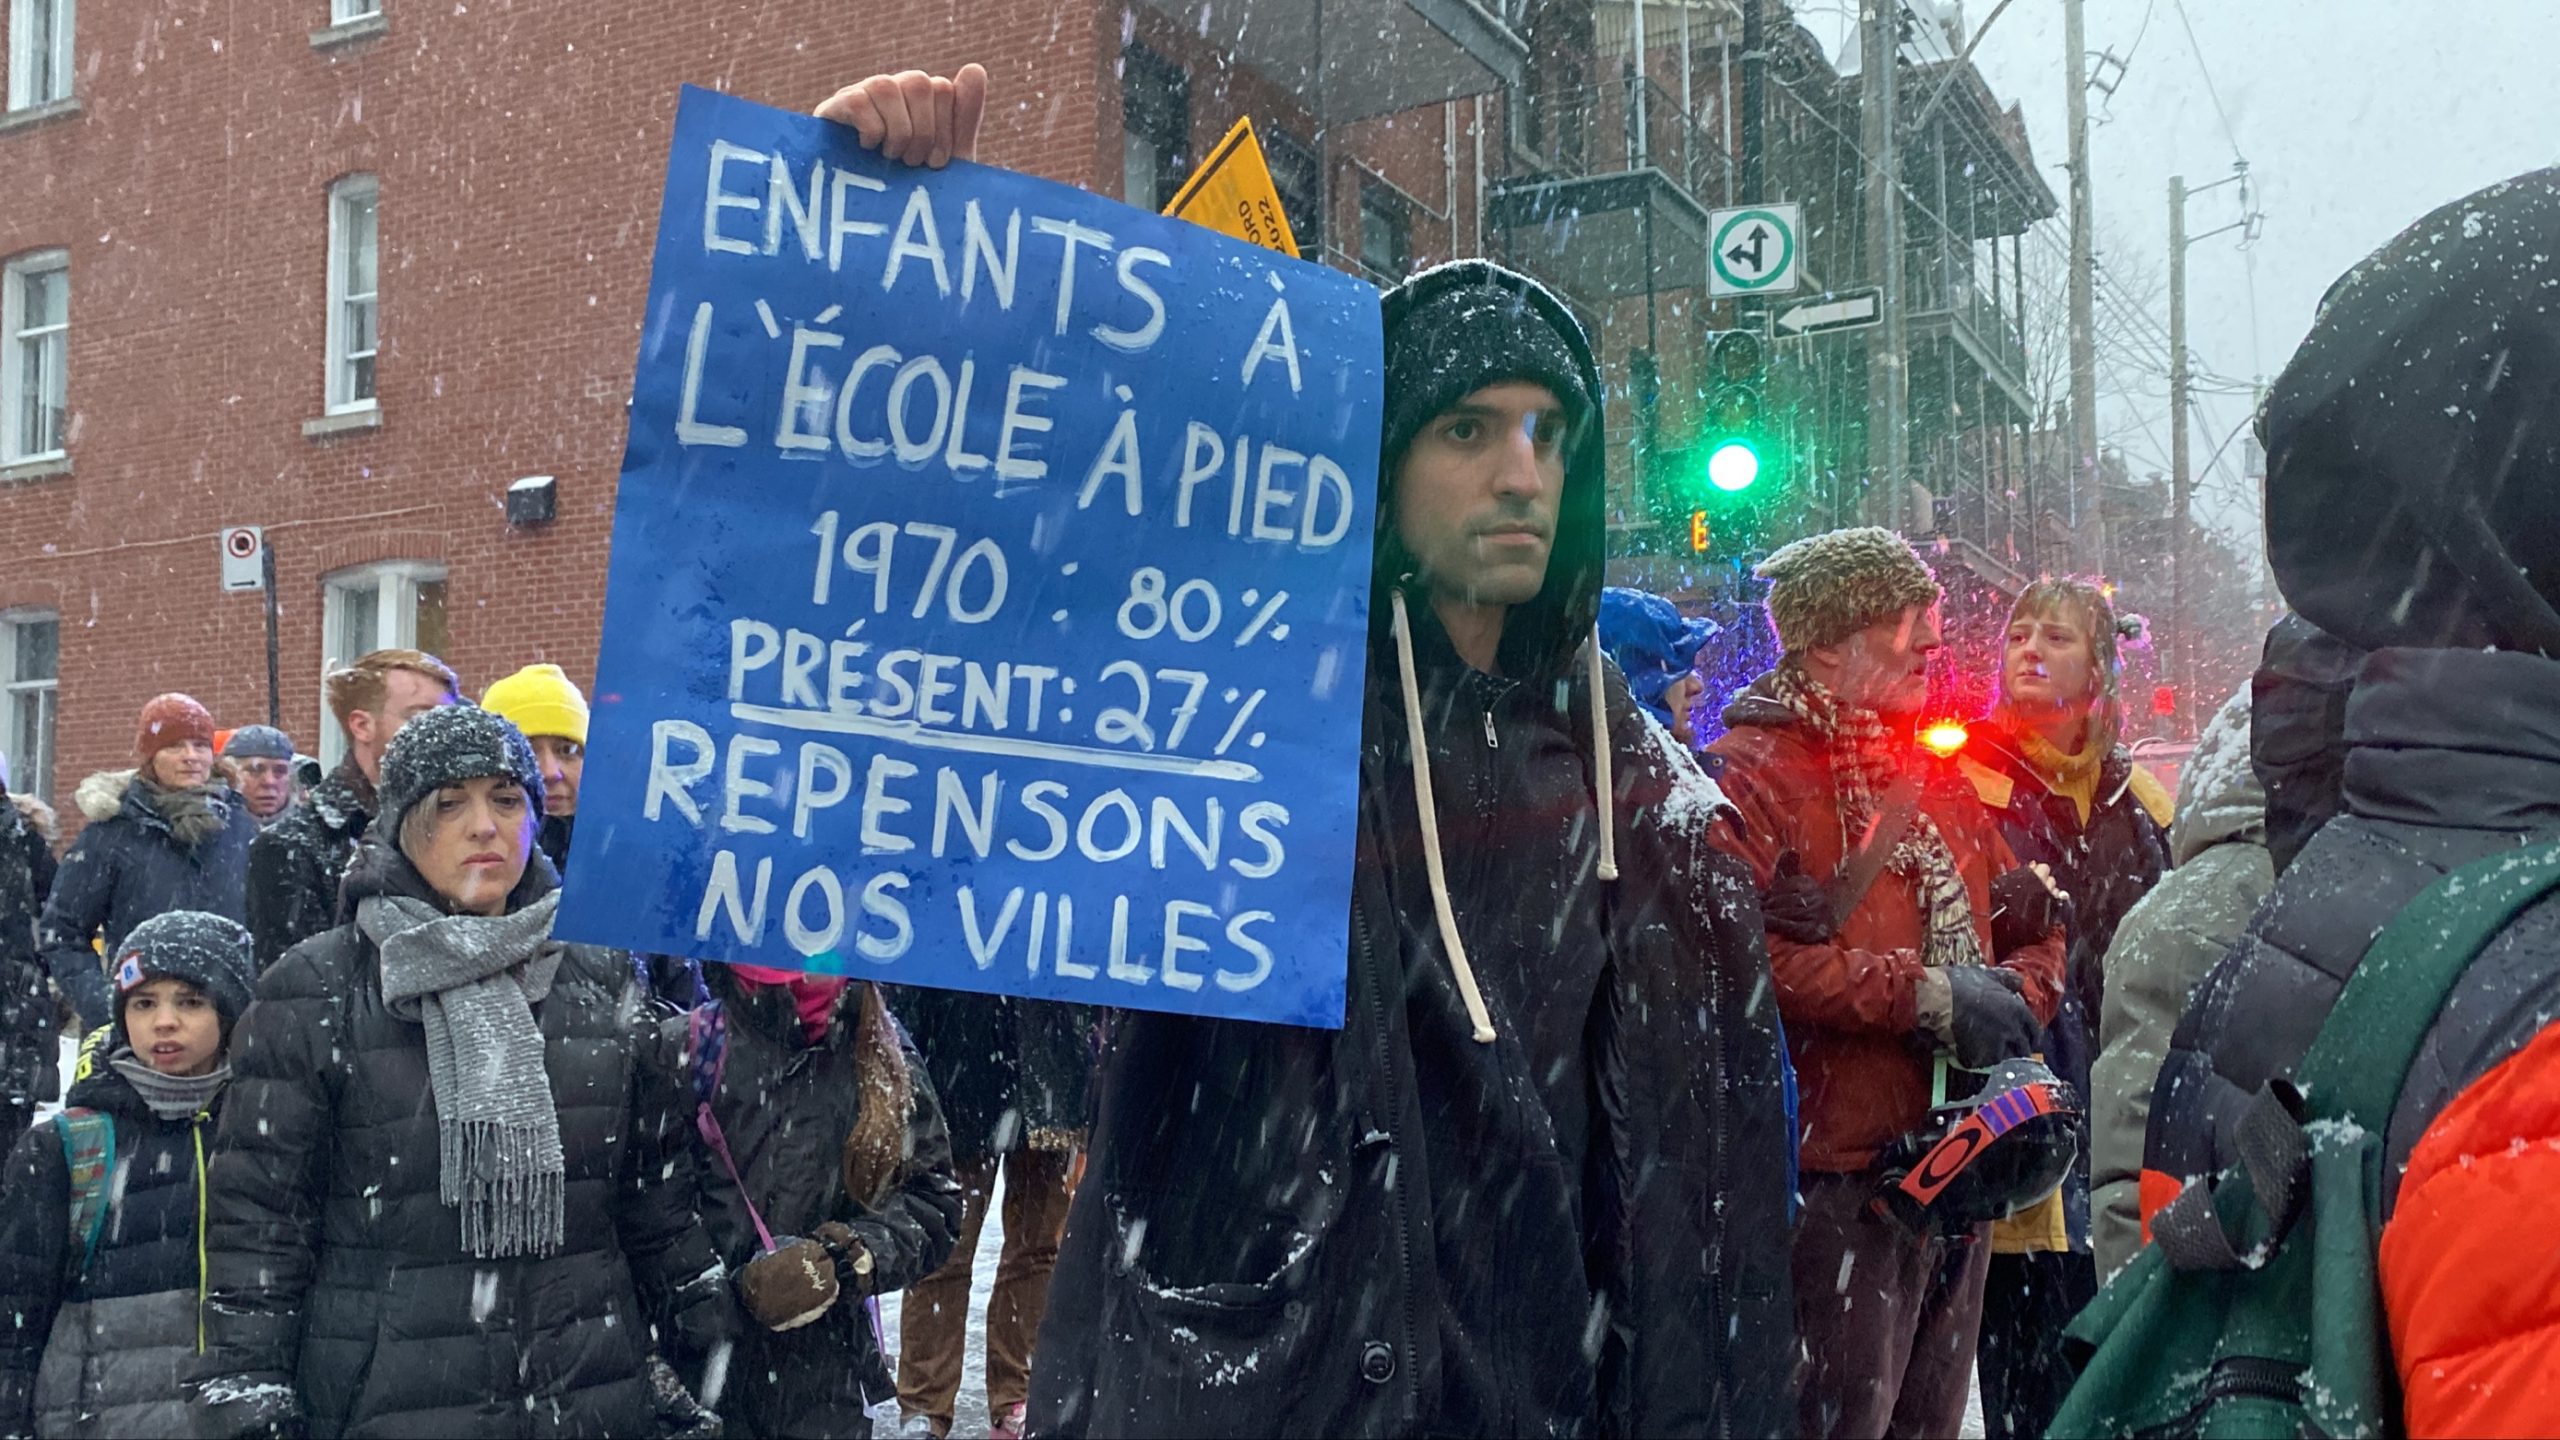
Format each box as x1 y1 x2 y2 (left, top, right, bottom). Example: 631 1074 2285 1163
1755 527 1944 653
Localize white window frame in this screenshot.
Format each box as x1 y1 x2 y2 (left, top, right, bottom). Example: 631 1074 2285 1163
1 250 68 465
331 0 381 24
325 175 378 415
1 610 59 806
318 561 444 770
6 0 74 112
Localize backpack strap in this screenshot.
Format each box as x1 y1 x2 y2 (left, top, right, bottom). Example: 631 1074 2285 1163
56 1107 116 1273
2297 839 2560 1127
685 1000 778 1254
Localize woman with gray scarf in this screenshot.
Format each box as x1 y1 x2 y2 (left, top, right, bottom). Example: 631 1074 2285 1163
192 705 735 1438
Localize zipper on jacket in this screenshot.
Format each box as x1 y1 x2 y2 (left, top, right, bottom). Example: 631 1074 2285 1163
1482 710 1500 749
1352 893 1422 1425
2131 1356 2310 1439
193 1116 209 1354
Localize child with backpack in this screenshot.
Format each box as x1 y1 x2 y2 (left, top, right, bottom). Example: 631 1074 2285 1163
0 910 255 1438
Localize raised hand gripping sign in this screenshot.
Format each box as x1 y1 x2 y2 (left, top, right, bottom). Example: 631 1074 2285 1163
557 87 1380 1028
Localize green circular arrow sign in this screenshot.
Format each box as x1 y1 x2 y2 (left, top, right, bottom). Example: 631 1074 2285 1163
1712 209 1797 291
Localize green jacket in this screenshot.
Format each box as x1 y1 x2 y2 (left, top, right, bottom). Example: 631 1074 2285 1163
2090 688 2275 1279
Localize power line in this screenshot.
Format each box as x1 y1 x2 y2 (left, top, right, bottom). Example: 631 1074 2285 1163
2168 0 2243 163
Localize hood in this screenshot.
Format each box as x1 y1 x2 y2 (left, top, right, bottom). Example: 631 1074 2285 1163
1719 669 1800 732
2171 685 2267 865
76 769 137 825
1598 587 1718 723
2251 613 2363 876
1374 260 1607 682
9 792 55 842
2340 646 2560 835
2262 167 2560 656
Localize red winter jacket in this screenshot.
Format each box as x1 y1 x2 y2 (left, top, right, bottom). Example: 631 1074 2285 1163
1709 699 2065 1173
2380 1018 2560 1436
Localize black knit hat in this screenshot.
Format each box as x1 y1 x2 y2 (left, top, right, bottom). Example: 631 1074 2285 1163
375 703 546 840
1380 263 1596 479
113 910 257 1031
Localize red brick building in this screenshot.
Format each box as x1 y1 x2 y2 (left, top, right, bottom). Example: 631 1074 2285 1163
0 0 1541 809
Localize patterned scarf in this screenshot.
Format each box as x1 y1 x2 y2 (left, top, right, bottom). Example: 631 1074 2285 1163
1766 665 1984 970
361 890 567 1259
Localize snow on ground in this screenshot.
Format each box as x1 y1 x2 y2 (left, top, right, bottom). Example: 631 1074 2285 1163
875 1171 1012 1438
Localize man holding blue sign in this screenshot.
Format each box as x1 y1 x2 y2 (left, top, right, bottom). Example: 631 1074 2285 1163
794 69 1792 1440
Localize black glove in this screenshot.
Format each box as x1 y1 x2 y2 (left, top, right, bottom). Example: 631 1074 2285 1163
1760 849 1837 945
1989 866 2072 957
1946 965 2039 1069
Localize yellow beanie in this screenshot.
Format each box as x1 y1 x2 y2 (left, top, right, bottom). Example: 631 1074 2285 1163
482 663 589 745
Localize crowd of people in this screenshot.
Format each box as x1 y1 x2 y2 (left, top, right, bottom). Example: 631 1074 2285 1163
0 62 2548 1440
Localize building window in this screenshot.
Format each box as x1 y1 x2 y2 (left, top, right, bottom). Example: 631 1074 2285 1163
326 176 378 414
1264 129 1323 257
6 0 73 111
1 251 67 465
1120 46 1189 212
318 562 445 768
1 613 56 805
1359 180 1412 284
331 0 382 20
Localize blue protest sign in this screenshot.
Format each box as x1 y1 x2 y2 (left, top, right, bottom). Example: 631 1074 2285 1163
555 87 1380 1029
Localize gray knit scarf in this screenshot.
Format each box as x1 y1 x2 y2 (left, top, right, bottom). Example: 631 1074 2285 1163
1767 665 1986 971
359 889 567 1259
108 1049 231 1120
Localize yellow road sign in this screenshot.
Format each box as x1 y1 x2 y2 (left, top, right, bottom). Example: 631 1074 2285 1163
1163 117 1301 260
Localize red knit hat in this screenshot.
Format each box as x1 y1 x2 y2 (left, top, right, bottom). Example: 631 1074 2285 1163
136 693 216 762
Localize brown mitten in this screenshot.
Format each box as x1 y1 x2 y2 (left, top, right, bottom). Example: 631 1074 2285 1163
812 1220 877 1298
733 1237 840 1332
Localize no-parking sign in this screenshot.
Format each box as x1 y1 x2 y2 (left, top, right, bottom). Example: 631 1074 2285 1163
219 526 265 593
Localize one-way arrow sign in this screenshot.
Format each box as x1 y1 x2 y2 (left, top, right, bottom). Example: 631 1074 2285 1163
1772 287 1883 338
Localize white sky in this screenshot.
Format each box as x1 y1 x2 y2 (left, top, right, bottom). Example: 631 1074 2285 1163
1809 0 2560 535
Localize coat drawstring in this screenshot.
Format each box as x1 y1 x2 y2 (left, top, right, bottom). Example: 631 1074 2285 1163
1587 627 1620 882
1390 591 1498 1045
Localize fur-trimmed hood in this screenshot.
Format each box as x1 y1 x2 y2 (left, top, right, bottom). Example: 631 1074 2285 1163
75 769 137 825
9 791 54 843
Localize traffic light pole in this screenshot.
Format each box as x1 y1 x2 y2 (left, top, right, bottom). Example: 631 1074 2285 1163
1862 0 1908 531
1740 0 1765 204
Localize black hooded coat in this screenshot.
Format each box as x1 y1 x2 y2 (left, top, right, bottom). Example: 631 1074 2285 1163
41 772 256 1029
191 844 731 1438
1027 262 1794 1439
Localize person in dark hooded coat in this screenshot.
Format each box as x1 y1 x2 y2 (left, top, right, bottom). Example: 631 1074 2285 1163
191 704 734 1438
0 767 55 1158
41 694 257 1030
1042 255 1793 1440
750 77 1802 1436
2139 166 2560 1434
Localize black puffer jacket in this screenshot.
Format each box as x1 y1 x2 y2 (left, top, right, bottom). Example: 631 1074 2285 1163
1030 261 1793 1440
244 760 374 970
671 967 964 1438
41 772 256 1029
2146 646 2560 1216
0 1031 223 1438
889 988 1093 1165
0 790 56 1110
194 846 730 1439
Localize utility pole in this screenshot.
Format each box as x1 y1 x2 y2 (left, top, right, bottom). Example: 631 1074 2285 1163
2063 0 2105 575
1863 0 1907 530
1740 0 1765 203
2168 173 2192 736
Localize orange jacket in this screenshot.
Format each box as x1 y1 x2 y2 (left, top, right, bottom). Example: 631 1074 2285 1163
2379 1018 2560 1437
1709 718 2064 1173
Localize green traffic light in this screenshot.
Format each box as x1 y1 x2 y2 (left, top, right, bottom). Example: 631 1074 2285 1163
1707 438 1761 492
